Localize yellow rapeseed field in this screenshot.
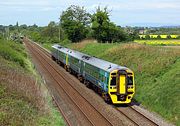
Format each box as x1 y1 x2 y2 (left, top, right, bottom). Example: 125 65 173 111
134 40 180 45
139 34 179 39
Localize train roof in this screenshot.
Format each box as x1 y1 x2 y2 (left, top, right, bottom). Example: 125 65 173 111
52 44 69 54
52 44 130 72
82 55 129 72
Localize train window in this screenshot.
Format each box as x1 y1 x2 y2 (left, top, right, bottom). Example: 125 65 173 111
100 75 103 82
111 73 116 75
103 77 106 83
128 76 133 85
107 77 109 84
110 77 116 86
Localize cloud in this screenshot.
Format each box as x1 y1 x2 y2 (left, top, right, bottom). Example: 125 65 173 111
0 0 179 26
86 1 180 11
0 0 57 12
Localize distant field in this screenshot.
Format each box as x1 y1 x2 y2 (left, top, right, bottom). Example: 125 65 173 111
134 40 180 45
139 35 179 39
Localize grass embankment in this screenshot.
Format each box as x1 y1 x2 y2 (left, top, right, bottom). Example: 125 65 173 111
135 39 180 45
60 41 179 125
0 39 64 126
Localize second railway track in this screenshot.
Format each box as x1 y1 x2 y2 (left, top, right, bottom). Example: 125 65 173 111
116 106 158 126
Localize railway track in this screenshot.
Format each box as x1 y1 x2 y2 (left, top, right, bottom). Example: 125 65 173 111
24 39 114 126
34 41 161 126
25 39 161 126
116 106 158 126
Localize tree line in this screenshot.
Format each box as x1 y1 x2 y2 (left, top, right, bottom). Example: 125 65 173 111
1 5 180 43
10 5 180 43
11 5 137 44
40 5 136 43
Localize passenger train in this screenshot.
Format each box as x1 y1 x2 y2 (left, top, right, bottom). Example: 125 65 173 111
51 44 135 104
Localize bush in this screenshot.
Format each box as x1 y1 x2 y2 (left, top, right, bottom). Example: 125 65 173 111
0 34 3 39
157 35 161 39
177 36 180 39
167 35 171 39
60 38 71 45
0 40 26 68
49 37 59 43
145 35 150 40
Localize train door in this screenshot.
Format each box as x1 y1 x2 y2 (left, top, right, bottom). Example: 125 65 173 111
80 60 84 75
118 70 127 95
66 54 68 65
109 71 117 92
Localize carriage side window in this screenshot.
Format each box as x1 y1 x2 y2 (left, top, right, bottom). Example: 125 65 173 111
106 77 109 84
110 77 116 86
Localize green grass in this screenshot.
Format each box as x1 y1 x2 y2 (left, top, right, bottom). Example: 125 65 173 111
0 38 65 126
0 84 38 125
0 40 26 68
42 43 54 51
0 83 65 126
68 42 180 125
41 41 180 125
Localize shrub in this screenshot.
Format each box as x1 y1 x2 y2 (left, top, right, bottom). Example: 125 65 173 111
167 35 171 39
157 35 161 39
61 38 71 45
145 35 150 39
0 40 26 68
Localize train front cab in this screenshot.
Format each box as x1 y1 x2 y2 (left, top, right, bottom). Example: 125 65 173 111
108 69 135 104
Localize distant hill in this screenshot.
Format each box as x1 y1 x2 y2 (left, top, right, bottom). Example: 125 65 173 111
122 22 180 28
160 25 180 28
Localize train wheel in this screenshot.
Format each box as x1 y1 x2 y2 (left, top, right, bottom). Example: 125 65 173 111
58 61 60 65
94 86 98 92
69 68 72 74
56 59 58 64
104 94 111 103
98 88 102 95
51 56 55 61
78 75 84 83
64 65 69 72
84 80 90 88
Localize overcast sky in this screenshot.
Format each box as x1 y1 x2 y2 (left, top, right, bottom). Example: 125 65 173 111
0 0 180 26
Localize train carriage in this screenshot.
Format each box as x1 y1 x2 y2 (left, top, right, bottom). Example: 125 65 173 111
82 55 134 103
51 44 135 104
52 44 70 67
51 44 59 60
66 50 84 76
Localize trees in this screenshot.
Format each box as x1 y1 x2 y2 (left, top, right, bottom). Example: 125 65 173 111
145 35 150 40
91 7 109 42
40 21 62 43
60 5 91 42
167 35 171 39
17 5 132 43
91 7 127 43
41 21 58 39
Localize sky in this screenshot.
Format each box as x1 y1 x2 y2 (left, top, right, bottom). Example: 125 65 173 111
0 0 180 27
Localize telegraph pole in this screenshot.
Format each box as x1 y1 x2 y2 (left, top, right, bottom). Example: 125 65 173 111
5 27 10 40
58 18 61 41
